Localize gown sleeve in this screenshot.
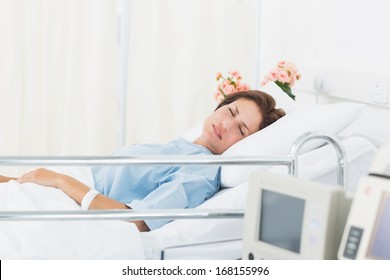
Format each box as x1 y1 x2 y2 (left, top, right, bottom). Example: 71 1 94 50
128 165 220 230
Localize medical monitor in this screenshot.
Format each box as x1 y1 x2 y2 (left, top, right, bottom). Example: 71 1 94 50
338 142 390 260
338 175 390 260
243 171 351 260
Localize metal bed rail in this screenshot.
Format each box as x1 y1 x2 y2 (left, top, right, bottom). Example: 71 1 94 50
0 131 347 222
0 209 245 221
0 155 291 167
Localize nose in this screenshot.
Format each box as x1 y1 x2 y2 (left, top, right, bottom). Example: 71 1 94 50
222 118 237 133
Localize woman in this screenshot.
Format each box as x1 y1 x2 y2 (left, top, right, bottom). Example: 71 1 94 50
0 90 285 232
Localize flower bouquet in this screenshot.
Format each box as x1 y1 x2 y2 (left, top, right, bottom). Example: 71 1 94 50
214 70 250 103
260 61 301 100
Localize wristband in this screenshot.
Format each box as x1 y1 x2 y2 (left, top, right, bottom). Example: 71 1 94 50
81 189 99 210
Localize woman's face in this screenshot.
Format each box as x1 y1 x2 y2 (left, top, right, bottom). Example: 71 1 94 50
198 98 262 154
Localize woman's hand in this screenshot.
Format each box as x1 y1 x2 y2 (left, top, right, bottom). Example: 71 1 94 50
17 168 67 188
17 168 150 231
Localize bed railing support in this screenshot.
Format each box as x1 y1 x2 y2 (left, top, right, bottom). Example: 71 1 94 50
289 131 347 188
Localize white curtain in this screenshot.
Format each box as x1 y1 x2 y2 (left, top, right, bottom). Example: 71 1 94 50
125 0 258 144
0 0 258 174
0 0 118 156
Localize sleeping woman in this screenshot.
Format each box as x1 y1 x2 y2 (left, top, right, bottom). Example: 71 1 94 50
0 90 285 232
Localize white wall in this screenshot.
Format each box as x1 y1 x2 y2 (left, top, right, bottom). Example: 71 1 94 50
258 0 390 143
259 0 390 80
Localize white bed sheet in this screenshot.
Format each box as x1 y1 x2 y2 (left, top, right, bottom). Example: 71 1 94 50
0 167 145 260
141 136 378 259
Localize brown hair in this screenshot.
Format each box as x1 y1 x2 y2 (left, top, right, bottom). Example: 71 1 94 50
215 90 286 130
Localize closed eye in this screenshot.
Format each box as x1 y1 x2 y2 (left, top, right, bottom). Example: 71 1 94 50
229 107 246 136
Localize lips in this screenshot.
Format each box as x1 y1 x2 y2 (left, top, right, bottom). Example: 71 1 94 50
213 124 222 140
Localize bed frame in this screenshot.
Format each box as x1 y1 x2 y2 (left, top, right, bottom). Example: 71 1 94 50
0 131 346 222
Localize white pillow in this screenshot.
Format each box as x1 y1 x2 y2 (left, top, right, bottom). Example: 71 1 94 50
181 102 365 188
220 102 365 187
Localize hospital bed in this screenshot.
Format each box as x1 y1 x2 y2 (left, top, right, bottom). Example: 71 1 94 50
142 134 376 260
0 101 379 259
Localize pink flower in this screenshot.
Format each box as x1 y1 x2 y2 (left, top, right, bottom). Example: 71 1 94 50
277 61 286 68
260 78 268 87
213 70 251 103
223 84 236 95
278 71 290 84
289 76 296 87
229 70 242 80
222 79 233 87
214 91 225 103
269 69 280 81
237 83 249 91
260 61 301 100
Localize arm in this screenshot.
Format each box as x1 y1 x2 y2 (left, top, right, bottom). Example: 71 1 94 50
0 175 18 183
129 166 220 230
18 168 149 232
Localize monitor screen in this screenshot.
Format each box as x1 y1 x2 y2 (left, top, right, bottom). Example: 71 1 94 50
367 192 390 259
259 189 305 253
243 171 349 260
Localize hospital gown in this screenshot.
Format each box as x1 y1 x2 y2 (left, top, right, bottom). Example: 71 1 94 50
91 137 221 230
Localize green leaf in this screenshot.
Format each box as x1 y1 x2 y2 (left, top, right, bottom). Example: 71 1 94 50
275 81 295 101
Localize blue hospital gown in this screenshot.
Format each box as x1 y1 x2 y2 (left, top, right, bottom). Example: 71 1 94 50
91 137 221 230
